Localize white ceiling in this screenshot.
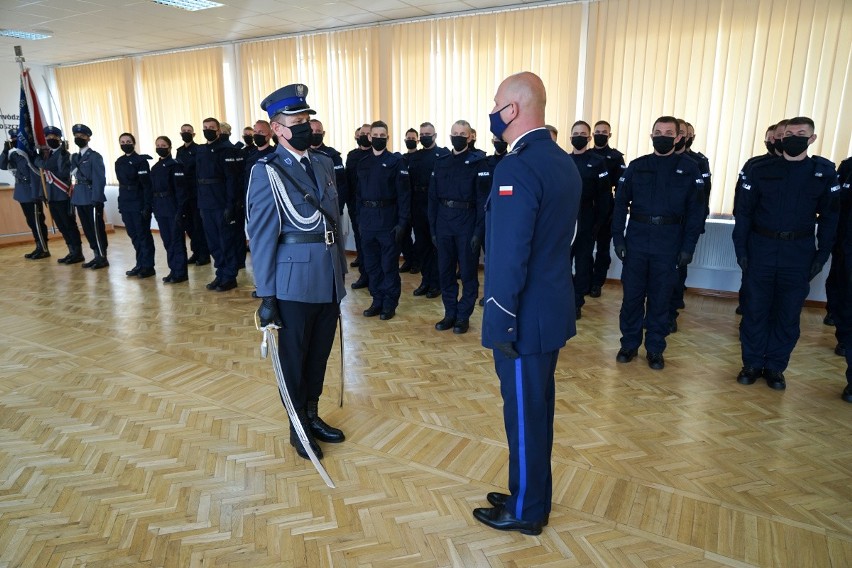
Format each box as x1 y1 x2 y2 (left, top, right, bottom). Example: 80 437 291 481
1 0 553 67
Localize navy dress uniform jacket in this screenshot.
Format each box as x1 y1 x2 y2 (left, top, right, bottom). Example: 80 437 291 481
70 148 107 206
0 148 42 203
36 148 72 202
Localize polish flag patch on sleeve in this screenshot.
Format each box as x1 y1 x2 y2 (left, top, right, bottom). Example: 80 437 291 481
498 185 513 196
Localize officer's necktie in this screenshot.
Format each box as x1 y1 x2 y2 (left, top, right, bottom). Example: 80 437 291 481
300 156 319 189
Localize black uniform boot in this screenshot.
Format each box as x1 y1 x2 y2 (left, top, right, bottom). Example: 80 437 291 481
289 408 323 459
65 245 85 264
306 400 345 442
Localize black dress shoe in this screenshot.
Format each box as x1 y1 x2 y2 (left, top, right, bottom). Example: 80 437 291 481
306 401 345 443
137 267 156 278
435 317 456 331
736 366 762 385
426 288 441 299
824 312 835 326
162 274 174 283
380 309 395 321
206 278 221 290
81 258 97 269
646 352 665 370
575 307 582 320
57 254 71 264
472 506 542 536
168 274 188 284
215 280 237 292
350 257 361 268
413 284 429 296
29 249 50 259
90 257 109 269
363 305 382 317
409 263 421 274
289 429 323 460
669 319 678 333
398 261 411 273
24 248 39 259
453 320 469 334
351 276 368 289
835 343 846 357
486 493 549 525
764 369 786 390
126 266 141 277
187 254 199 264
842 385 852 403
65 253 84 265
589 285 602 298
195 257 211 266
616 348 638 363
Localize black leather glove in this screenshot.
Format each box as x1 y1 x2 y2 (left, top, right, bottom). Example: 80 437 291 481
677 251 693 268
224 207 235 224
257 297 282 327
470 234 482 253
737 257 748 272
493 342 519 359
3 141 11 152
809 260 823 281
614 244 627 261
392 225 404 244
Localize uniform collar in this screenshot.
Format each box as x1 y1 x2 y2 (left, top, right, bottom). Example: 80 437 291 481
508 127 548 152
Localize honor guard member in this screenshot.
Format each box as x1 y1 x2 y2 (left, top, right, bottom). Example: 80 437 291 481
195 117 243 292
151 136 189 284
428 119 490 334
345 124 372 287
589 120 626 297
177 124 210 266
310 118 348 215
831 156 852 403
70 124 109 269
1 128 49 258
612 116 705 370
474 72 581 536
247 83 348 460
357 120 411 320
398 127 419 272
115 133 155 278
733 117 840 390
407 122 450 297
36 126 83 263
827 156 852 339
568 120 611 319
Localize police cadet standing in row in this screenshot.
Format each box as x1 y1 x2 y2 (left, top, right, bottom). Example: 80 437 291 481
733 117 840 391
196 117 243 292
408 122 449 297
37 126 83 264
150 135 189 284
589 120 626 297
467 128 485 158
70 124 109 269
612 116 705 370
830 154 852 403
245 120 275 174
346 124 372 289
310 118 348 215
568 120 611 319
474 71 581 536
428 119 490 335
1 128 49 259
247 83 347 460
398 127 419 272
115 132 155 278
357 121 411 320
177 124 210 266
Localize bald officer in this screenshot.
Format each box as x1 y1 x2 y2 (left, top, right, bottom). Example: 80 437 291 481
473 72 581 536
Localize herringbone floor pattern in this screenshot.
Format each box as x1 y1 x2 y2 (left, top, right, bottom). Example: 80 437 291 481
0 231 850 567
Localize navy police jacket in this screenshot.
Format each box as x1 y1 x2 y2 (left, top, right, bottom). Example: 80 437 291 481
355 150 411 232
35 147 72 202
427 149 490 238
115 152 153 212
482 128 581 354
176 142 199 200
569 151 611 229
246 146 347 303
0 147 41 203
195 138 243 211
150 156 188 218
70 147 107 206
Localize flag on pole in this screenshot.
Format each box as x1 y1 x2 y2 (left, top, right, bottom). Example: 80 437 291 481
17 68 47 156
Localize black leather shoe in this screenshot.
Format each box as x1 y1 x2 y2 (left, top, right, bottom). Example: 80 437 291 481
380 309 395 321
126 266 141 277
81 258 97 269
842 385 852 403
351 276 368 289
215 280 237 292
167 274 188 284
616 348 638 363
486 493 549 525
162 274 173 283
472 506 542 535
363 305 382 317
669 319 678 333
398 261 411 273
590 285 602 298
426 288 441 299
137 267 156 278
835 343 846 357
289 429 323 460
646 352 665 370
735 305 743 315
90 256 109 269
187 254 198 264
195 257 211 266
206 278 221 290
575 307 582 320
24 248 39 259
413 284 428 296
350 257 361 268
306 401 345 443
764 369 786 390
824 312 835 326
409 263 420 274
736 366 761 385
57 254 71 264
65 254 85 264
435 317 455 331
453 320 469 334
29 249 50 259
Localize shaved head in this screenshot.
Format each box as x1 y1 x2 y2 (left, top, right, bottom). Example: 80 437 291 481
491 71 547 144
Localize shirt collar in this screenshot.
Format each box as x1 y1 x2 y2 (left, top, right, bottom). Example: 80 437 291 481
508 127 548 152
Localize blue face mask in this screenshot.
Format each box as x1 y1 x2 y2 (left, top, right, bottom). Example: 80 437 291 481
489 103 514 141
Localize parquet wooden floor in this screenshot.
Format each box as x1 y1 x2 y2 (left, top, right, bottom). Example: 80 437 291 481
0 232 850 567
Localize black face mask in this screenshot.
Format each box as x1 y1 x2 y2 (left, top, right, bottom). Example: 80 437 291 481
764 140 775 154
156 147 170 158
674 137 686 152
772 139 785 155
570 135 588 151
685 136 694 150
467 139 476 150
253 134 268 147
652 135 676 154
120 143 134 154
371 137 387 152
310 132 324 147
419 135 434 147
493 140 508 154
782 135 810 157
180 132 194 143
46 139 61 150
593 134 609 147
74 137 87 148
451 135 469 152
285 122 313 152
202 129 218 142
358 134 370 148
405 139 417 150
243 134 254 146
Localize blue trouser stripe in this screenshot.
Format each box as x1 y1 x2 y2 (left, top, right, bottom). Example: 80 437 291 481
513 357 527 519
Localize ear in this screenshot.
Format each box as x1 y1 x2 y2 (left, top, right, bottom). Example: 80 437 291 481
809 133 817 144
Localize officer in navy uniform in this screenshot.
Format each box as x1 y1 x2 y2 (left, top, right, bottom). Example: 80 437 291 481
356 120 411 320
247 83 348 460
612 116 705 370
489 134 508 172
195 117 243 292
733 116 840 390
428 119 490 334
36 126 83 264
310 118 348 214
345 124 372 288
467 128 486 158
589 120 626 297
1 128 49 259
177 124 210 266
568 120 611 319
398 127 419 272
828 156 852 353
115 132 155 278
150 135 189 284
473 72 581 536
70 124 109 269
244 120 275 176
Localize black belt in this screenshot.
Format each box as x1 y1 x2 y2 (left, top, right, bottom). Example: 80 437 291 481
278 231 336 245
198 178 223 185
119 184 139 190
630 214 682 225
440 199 474 209
152 192 169 198
361 199 397 208
753 226 812 240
